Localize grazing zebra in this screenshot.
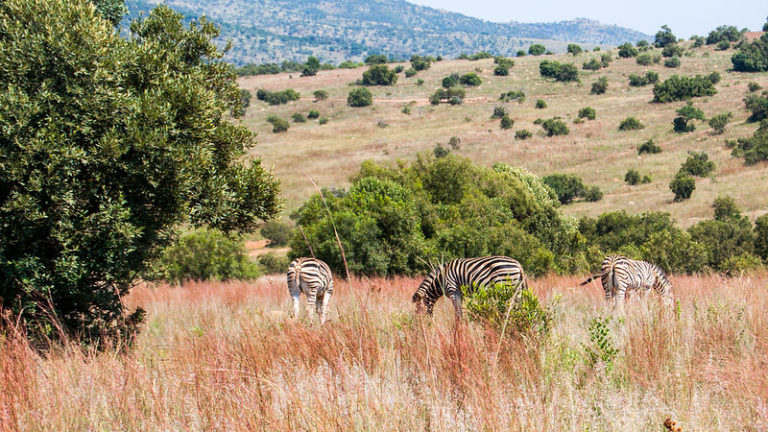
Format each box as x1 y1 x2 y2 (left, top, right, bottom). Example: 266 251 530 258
412 256 528 318
579 255 673 309
287 257 334 323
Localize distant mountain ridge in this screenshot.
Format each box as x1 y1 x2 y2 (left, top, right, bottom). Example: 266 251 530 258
124 0 651 65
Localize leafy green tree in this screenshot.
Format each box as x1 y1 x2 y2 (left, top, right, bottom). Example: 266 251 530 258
591 77 608 94
258 253 291 274
266 115 290 132
583 58 602 70
708 112 732 134
491 106 507 119
706 25 742 44
755 215 768 261
364 54 388 64
410 55 432 71
542 174 585 204
712 196 741 221
618 117 644 131
256 88 301 105
662 44 683 57
617 42 638 58
347 87 373 107
500 115 514 129
652 75 717 102
578 107 596 120
307 110 320 119
517 50 527 57
584 186 603 202
442 73 460 88
540 61 579 82
689 217 756 271
460 73 482 86
640 230 707 274
636 53 652 65
730 31 768 72
745 92 768 122
670 174 696 201
515 129 532 140
494 65 509 76
664 56 681 68
638 139 662 154
567 44 583 55
528 44 546 56
0 1 280 341
673 102 705 133
301 56 320 76
541 118 569 136
729 120 768 164
91 0 125 26
536 99 547 109
679 151 716 177
655 25 677 47
362 65 398 85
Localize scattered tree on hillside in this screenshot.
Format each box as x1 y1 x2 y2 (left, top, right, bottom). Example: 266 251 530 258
638 139 662 154
540 60 579 82
673 102 705 133
301 56 320 76
591 77 608 95
528 44 546 56
618 42 638 58
567 44 583 55
654 25 677 48
362 65 398 85
708 112 732 134
347 87 373 107
652 74 718 102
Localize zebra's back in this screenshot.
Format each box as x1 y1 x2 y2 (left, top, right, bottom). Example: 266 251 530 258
601 255 673 304
287 257 334 294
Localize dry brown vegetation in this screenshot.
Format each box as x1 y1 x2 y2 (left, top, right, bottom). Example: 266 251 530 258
240 44 768 226
2 273 767 430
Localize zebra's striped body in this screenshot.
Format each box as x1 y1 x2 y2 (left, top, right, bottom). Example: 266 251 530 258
287 257 335 323
580 255 673 309
412 256 528 318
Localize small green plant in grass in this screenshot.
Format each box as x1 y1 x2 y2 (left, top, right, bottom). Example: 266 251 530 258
401 105 411 115
584 317 619 373
500 115 514 129
491 106 507 119
462 282 552 337
541 118 569 136
318 117 328 125
591 77 608 95
578 106 596 120
670 173 696 201
416 78 424 86
448 136 461 150
708 112 732 134
638 139 661 154
307 110 319 119
291 112 306 123
313 90 328 101
619 116 644 131
535 99 547 109
748 82 762 92
515 129 532 140
266 115 289 132
664 56 681 68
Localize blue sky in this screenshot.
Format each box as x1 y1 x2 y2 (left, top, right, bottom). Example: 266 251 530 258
408 0 766 38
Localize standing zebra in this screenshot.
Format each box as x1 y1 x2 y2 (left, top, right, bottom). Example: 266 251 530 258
579 255 673 309
412 256 528 318
287 257 335 323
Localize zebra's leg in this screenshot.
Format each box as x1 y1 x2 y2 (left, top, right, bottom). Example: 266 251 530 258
319 291 332 324
613 288 626 313
291 293 300 318
306 285 318 321
450 294 463 320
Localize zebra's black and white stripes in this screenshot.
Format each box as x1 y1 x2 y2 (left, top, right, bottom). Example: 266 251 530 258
412 256 528 318
287 257 335 323
580 255 673 308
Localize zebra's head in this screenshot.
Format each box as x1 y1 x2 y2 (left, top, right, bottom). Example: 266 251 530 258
412 267 442 315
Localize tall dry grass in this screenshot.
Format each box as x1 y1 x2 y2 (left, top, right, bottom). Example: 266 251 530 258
1 273 768 431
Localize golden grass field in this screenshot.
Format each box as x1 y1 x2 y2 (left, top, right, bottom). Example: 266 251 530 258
239 43 768 227
2 273 767 431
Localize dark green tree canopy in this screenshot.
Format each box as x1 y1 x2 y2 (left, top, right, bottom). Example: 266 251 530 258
0 0 280 341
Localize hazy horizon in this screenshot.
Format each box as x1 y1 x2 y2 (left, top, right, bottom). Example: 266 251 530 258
408 0 766 38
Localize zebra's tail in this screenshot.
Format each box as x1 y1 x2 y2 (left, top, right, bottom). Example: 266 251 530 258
292 260 302 291
579 274 602 286
412 291 424 313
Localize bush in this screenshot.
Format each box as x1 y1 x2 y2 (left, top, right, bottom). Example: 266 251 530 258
535 99 547 109
494 65 509 76
655 25 677 48
404 68 418 78
313 90 329 101
528 43 546 56
567 44 583 55
491 106 507 119
638 139 662 154
499 90 526 103
755 214 768 260
679 151 716 177
460 73 482 86
517 50 527 57
729 120 768 164
717 40 731 51
691 36 705 48
625 169 641 185
708 112 732 134
494 56 515 67
578 106 596 120
301 56 320 77
542 174 585 204
662 44 683 57
707 25 743 44
670 174 696 201
364 54 388 65
442 73 460 88
583 58 602 70
745 92 768 122
307 110 320 119
430 87 466 105
673 102 705 133
256 88 301 105
640 230 708 274
347 87 373 107
628 71 658 87
266 115 290 132
748 82 762 92
463 283 552 337
719 253 763 274
416 78 424 86
664 56 681 68
689 218 756 271
618 42 638 58
646 71 659 84
362 65 398 85
291 112 306 123
541 118 569 136
258 253 291 275
433 144 450 158
500 115 514 129
636 53 652 65
261 220 294 246
153 229 261 284
540 61 579 82
448 136 461 150
318 117 328 125
410 55 432 71
600 53 613 67
591 77 608 95
731 34 768 72
653 74 718 102
713 195 742 221
584 186 603 202
618 117 644 131
515 129 533 140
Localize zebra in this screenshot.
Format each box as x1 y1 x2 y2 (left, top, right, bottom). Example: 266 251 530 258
412 256 528 318
287 257 335 323
579 255 673 309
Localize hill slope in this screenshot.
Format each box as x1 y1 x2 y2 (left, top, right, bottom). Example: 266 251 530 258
124 0 649 65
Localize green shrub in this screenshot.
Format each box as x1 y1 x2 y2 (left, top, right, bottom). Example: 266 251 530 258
584 317 619 373
261 220 294 246
256 88 301 105
515 129 533 140
318 117 329 125
679 151 716 177
729 120 768 164
433 144 450 158
618 42 638 58
638 139 662 154
646 71 660 84
364 54 388 64
691 36 705 48
672 102 705 133
430 87 466 105
416 78 425 86
494 65 509 76
542 174 585 204
583 58 602 70
499 90 526 103
258 253 291 275
448 136 461 150
362 65 398 85
707 25 742 45
463 283 552 337
567 44 583 55
535 99 547 109
460 72 482 86
755 215 768 261
393 65 405 73
494 56 515 67
491 106 507 119
600 53 613 67
670 174 695 201
662 44 683 57
748 82 762 92
745 92 768 122
266 115 290 132
689 217 756 270
716 41 731 51
653 74 718 102
713 195 742 221
313 90 329 101
347 87 373 107
655 25 677 48
410 55 432 71
404 68 418 78
618 116 644 131
591 77 608 95
528 43 546 56
307 110 320 119
664 56 681 68
540 60 579 82
517 50 527 57
541 118 570 136
708 112 732 134
291 112 306 123
584 186 603 202
500 115 514 129
731 34 768 72
578 106 596 120
636 53 652 65
301 56 320 76
625 169 641 185
640 230 708 274
719 253 763 274
442 73 460 88
628 71 657 87
153 229 261 284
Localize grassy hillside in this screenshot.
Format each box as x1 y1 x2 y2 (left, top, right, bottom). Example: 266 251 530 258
2 274 766 430
240 43 768 226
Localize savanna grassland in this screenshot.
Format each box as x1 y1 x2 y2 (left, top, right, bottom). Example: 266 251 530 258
240 44 768 226
2 274 767 431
